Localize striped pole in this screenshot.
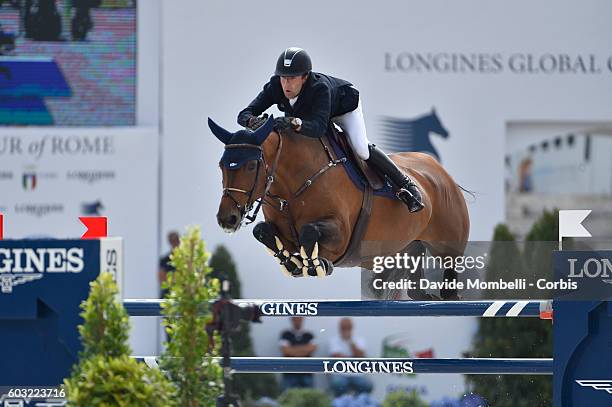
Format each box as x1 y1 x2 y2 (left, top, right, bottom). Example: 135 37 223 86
135 357 553 375
124 299 552 318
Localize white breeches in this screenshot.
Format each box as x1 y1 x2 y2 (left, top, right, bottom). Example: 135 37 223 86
332 97 370 160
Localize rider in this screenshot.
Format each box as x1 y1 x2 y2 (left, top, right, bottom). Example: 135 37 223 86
237 47 424 213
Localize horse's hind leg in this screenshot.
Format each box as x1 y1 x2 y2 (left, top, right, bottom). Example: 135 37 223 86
423 242 465 300
298 221 336 278
253 222 302 277
401 240 438 300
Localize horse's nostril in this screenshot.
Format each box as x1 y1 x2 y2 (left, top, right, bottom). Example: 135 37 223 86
217 213 239 229
228 215 238 226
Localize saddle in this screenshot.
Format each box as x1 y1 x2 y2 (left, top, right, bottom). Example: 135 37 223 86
327 124 386 190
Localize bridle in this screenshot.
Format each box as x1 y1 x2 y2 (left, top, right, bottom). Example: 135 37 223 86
221 135 283 226
221 130 346 232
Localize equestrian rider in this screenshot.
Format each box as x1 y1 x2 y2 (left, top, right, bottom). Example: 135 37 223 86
237 47 424 213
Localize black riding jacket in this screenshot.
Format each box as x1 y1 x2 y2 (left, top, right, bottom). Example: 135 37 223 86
237 72 359 138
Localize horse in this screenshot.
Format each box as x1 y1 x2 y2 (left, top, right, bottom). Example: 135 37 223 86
209 116 470 300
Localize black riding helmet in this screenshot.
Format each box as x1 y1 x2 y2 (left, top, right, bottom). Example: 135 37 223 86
275 47 312 76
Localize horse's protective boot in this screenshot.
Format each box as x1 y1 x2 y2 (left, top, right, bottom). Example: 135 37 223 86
366 144 424 213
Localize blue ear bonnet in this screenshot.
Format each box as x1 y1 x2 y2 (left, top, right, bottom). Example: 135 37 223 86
207 116 274 169
220 131 263 169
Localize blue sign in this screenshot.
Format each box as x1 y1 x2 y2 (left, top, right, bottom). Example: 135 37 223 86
0 239 111 386
553 251 612 406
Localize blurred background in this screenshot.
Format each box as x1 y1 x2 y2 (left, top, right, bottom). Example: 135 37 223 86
0 0 610 405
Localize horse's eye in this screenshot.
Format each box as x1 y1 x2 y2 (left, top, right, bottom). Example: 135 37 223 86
247 162 257 171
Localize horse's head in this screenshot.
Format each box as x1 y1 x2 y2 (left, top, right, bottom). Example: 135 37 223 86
208 116 275 233
429 107 449 139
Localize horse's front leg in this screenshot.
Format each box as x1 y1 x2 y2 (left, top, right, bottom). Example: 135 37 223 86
298 220 338 278
253 221 302 277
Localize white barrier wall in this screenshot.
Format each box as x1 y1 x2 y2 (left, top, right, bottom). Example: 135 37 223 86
159 0 612 402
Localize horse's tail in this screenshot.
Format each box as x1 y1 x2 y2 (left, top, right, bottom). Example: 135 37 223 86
456 183 476 201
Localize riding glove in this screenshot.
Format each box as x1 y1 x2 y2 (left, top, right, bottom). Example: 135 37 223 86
247 114 268 130
273 117 300 132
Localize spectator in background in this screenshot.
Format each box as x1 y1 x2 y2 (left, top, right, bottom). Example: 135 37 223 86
72 0 99 41
279 317 317 390
0 23 15 55
25 0 62 41
328 318 373 397
158 231 180 298
519 156 533 193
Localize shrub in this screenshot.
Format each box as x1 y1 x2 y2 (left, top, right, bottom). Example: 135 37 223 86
278 388 331 407
64 272 175 406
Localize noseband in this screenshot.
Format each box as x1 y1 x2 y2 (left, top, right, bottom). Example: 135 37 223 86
221 136 283 225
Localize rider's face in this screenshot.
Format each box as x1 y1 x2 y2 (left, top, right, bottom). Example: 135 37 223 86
280 74 308 99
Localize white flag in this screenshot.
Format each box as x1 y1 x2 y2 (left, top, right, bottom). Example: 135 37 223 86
558 210 592 250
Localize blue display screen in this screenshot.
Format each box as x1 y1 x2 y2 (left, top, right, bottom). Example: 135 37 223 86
0 0 136 126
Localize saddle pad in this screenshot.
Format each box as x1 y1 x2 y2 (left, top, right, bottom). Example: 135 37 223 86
326 128 396 199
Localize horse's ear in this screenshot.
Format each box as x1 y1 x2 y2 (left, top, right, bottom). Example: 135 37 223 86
208 117 233 145
253 115 275 145
431 106 436 113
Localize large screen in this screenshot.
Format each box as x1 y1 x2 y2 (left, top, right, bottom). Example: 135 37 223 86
0 0 136 126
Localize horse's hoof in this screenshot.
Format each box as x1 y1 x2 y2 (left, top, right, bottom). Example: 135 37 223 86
291 266 307 278
299 257 333 278
265 247 302 278
313 258 333 277
284 256 302 276
321 258 333 276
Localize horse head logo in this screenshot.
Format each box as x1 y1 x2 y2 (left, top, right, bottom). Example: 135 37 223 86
208 116 275 232
378 107 449 162
81 200 104 215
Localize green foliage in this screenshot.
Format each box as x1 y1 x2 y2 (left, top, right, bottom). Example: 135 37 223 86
234 374 280 405
65 355 175 407
525 209 558 242
278 388 331 407
523 209 560 301
466 210 555 407
209 244 241 298
492 223 517 242
159 226 223 407
484 224 525 298
64 272 175 406
381 390 428 407
76 272 131 360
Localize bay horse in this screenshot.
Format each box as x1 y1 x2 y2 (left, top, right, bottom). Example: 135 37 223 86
208 116 470 299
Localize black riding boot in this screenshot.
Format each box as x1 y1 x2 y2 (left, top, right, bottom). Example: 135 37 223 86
366 144 424 213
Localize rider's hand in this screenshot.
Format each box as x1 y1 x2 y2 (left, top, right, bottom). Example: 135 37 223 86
247 114 268 130
274 116 300 132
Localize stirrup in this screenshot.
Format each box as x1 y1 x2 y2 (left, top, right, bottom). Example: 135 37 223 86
396 188 424 213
